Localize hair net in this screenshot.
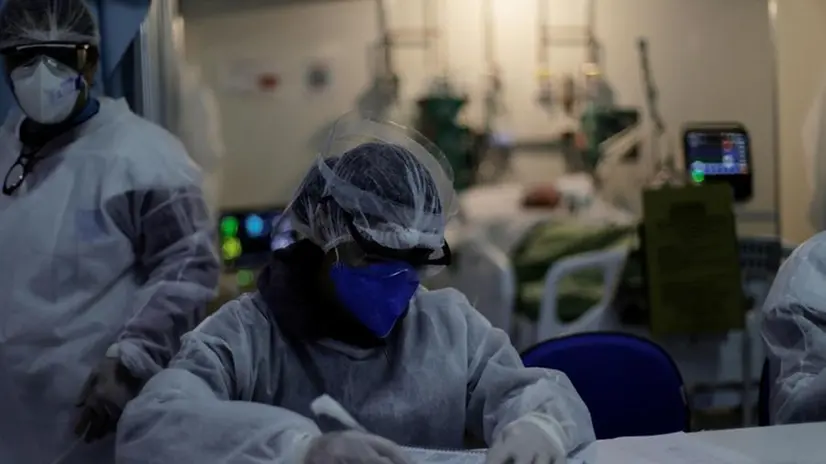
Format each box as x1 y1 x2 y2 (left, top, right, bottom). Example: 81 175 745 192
289 113 457 255
761 235 826 424
0 0 100 50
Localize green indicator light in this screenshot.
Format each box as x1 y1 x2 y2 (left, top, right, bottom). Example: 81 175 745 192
221 237 242 260
691 170 705 183
220 216 239 238
236 270 255 288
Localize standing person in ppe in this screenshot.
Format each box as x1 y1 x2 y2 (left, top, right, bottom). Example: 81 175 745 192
761 236 826 424
760 86 826 425
0 1 220 463
116 113 595 464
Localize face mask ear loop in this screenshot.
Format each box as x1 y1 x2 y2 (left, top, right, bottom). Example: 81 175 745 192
75 72 91 101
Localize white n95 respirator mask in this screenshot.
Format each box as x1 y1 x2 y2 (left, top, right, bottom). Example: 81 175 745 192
10 58 85 125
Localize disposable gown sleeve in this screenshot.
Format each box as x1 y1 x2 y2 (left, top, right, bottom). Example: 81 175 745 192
459 290 595 453
761 233 826 424
106 186 221 381
116 297 323 464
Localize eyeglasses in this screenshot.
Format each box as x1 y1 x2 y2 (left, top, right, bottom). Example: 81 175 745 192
2 151 40 196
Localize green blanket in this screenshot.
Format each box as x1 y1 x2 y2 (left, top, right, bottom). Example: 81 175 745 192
512 221 641 323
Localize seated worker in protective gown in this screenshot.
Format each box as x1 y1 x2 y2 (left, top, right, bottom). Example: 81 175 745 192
116 115 595 464
761 234 826 424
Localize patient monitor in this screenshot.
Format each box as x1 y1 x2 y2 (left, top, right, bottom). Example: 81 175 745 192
682 123 753 202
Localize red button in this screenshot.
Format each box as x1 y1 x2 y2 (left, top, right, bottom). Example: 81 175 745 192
258 73 279 91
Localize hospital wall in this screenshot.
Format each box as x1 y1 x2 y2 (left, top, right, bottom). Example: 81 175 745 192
181 0 781 237
774 0 826 243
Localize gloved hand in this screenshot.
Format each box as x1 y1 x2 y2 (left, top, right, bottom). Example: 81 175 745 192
302 430 413 464
74 356 142 442
485 415 568 464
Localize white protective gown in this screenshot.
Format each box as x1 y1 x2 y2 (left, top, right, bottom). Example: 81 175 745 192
762 232 826 424
116 288 595 463
0 97 220 463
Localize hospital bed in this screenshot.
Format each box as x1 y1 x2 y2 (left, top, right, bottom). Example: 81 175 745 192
441 182 793 426
442 179 637 342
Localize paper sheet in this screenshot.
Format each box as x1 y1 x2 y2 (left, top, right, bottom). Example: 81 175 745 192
402 447 486 464
586 432 758 464
402 447 587 464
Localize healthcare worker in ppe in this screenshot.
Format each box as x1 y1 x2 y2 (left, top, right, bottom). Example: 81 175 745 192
760 85 826 425
0 1 220 463
116 113 595 464
761 235 826 424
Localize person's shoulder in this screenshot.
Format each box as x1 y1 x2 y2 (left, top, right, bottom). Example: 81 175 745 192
764 232 826 314
409 287 506 350
792 231 826 256
93 98 180 148
774 232 826 280
98 98 202 188
190 292 274 341
411 287 483 327
414 286 472 308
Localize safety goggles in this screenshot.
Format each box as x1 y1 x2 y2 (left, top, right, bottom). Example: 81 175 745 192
1 42 98 74
342 212 452 267
315 195 452 267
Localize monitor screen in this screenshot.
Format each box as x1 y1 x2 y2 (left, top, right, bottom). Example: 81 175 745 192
685 130 749 179
682 124 752 202
219 207 295 268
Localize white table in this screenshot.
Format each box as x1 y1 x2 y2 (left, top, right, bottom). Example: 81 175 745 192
694 422 825 462
575 422 826 463
407 423 826 463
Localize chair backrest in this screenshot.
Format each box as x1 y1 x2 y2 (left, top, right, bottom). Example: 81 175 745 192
521 332 689 439
758 358 771 426
536 248 629 341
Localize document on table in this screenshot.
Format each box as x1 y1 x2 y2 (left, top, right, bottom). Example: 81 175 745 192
583 432 758 464
402 447 587 464
402 447 485 464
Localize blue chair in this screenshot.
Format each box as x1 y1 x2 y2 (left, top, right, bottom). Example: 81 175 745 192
758 358 771 426
521 332 689 439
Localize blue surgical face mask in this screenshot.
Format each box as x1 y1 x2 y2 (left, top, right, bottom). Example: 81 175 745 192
329 260 420 338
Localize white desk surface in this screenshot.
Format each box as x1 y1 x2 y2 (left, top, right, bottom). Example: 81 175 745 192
405 423 826 463
576 422 826 463
693 422 826 462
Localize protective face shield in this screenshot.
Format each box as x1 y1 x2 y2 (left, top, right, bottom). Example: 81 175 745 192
289 112 457 254
285 113 458 337
324 210 449 339
323 208 450 339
